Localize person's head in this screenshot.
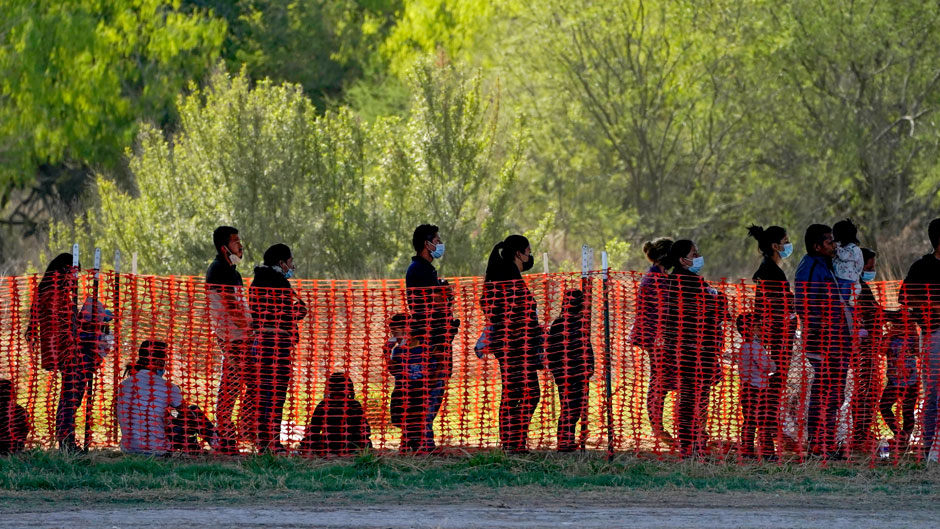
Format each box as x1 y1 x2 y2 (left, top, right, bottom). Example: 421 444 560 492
213 226 243 264
388 313 408 339
136 340 169 372
0 379 12 401
666 239 702 273
735 312 759 338
832 219 859 246
485 235 533 279
747 225 791 260
413 224 443 260
326 372 355 400
804 224 835 258
929 218 940 251
39 253 78 293
562 289 585 316
861 247 877 282
642 238 673 268
263 243 295 278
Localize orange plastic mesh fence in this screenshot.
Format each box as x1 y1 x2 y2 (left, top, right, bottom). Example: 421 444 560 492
0 269 933 462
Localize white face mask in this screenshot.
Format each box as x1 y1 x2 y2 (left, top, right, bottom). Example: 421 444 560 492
228 253 242 266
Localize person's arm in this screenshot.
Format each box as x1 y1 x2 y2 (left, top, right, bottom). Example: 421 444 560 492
302 402 327 452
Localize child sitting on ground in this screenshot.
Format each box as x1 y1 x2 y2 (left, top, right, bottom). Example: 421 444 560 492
0 379 29 455
734 312 777 460
300 372 371 456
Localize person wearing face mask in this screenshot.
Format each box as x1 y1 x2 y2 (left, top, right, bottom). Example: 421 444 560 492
747 225 796 458
405 225 459 448
248 243 308 453
666 240 728 458
116 340 184 455
205 226 252 454
795 224 851 459
850 247 884 453
481 235 543 453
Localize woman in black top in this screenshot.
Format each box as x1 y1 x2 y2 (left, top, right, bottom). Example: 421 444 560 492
481 235 542 452
666 240 728 457
746 225 795 457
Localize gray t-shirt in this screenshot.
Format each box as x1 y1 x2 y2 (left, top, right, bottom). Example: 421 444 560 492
117 369 183 454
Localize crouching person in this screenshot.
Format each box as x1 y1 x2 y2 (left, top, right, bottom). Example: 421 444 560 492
117 341 187 455
0 379 29 455
167 404 217 455
300 372 371 456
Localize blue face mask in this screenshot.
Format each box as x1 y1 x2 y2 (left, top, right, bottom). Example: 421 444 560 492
688 256 705 274
779 242 793 259
430 243 445 260
861 270 876 282
155 369 165 377
281 263 294 279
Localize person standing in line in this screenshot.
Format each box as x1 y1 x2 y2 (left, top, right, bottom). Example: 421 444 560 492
850 248 884 454
794 224 850 459
27 254 83 452
405 224 459 448
629 238 676 445
900 218 940 461
747 225 795 457
733 313 776 460
205 226 252 454
665 240 728 458
546 289 594 452
248 243 307 454
481 235 543 453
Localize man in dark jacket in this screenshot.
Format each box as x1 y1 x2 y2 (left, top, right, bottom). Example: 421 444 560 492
900 218 940 461
205 226 251 453
248 243 307 453
794 223 850 458
405 224 458 448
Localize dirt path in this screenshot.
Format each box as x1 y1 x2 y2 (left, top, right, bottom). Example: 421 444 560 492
0 503 934 529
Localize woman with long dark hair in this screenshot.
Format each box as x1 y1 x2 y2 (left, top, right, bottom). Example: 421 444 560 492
28 253 84 452
481 235 542 452
746 225 795 458
666 240 728 457
629 238 676 444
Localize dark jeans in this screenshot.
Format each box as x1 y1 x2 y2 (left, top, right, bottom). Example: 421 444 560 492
880 382 920 441
740 382 776 457
424 379 446 448
55 351 95 445
676 363 712 457
496 353 541 451
805 341 848 455
401 378 430 451
554 373 588 450
248 332 293 451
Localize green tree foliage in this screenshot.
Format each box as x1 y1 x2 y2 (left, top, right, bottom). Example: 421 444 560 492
0 0 225 211
49 63 522 278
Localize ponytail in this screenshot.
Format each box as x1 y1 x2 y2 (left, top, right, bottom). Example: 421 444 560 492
747 225 787 258
484 242 506 282
484 235 530 281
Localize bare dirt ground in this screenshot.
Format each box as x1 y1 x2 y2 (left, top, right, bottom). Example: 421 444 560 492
1 492 936 529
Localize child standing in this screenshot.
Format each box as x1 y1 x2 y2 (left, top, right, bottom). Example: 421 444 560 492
735 313 778 459
879 312 920 452
300 372 371 456
383 313 409 429
832 219 865 305
398 329 447 453
546 289 594 452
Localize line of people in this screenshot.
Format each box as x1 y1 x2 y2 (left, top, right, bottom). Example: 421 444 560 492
4 218 940 460
632 218 940 460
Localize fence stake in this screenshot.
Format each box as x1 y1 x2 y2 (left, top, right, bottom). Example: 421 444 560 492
602 250 614 460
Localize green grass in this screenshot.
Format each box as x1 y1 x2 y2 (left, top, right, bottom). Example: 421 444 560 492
2 449 939 506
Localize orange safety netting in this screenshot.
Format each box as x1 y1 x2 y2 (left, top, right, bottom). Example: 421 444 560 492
0 268 935 462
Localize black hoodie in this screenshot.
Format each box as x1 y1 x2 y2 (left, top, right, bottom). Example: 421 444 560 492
249 265 307 338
